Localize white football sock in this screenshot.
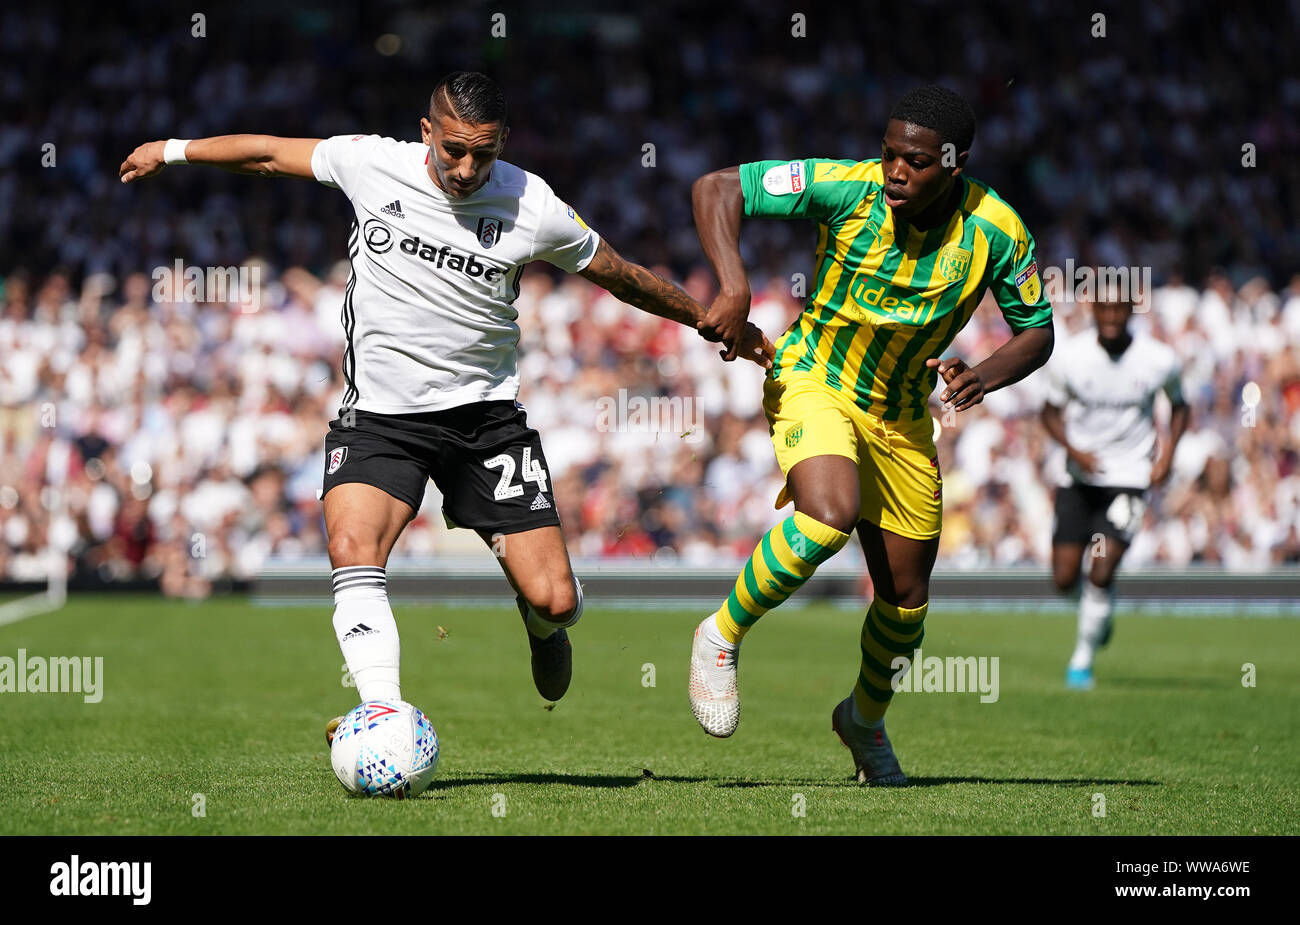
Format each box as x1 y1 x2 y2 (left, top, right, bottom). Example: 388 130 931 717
1069 580 1114 671
332 566 401 702
702 611 738 653
524 576 584 639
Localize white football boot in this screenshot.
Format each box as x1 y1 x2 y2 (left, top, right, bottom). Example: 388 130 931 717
688 616 740 737
831 696 907 786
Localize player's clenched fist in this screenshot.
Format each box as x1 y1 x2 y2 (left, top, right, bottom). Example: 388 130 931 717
927 355 985 410
697 289 751 361
119 140 167 184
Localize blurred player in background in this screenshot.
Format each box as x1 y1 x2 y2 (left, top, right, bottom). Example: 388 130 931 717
119 71 771 740
1041 293 1189 689
689 85 1054 784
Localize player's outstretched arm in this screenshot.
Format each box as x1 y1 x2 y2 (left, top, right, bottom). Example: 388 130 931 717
691 167 751 361
119 136 322 184
578 238 772 370
928 323 1054 412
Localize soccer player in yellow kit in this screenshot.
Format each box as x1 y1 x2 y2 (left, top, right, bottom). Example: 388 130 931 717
690 86 1055 784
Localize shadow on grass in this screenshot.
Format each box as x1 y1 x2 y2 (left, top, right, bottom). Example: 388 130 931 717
1098 677 1224 691
427 771 683 790
427 771 1160 791
895 776 1161 788
710 776 1159 789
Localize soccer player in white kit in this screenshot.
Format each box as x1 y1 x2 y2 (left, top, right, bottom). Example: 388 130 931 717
119 72 772 739
1040 293 1189 689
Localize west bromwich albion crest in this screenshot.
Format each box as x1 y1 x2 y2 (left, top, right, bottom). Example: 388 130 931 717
937 244 972 282
477 217 502 249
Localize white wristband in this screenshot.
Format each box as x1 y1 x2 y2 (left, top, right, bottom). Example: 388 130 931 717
163 139 191 165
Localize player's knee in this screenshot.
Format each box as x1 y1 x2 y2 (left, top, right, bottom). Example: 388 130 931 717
1051 572 1077 594
1088 568 1117 591
328 531 383 568
546 584 579 623
526 577 578 624
797 503 858 536
890 579 929 611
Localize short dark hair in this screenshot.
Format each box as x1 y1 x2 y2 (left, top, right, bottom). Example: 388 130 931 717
889 85 976 153
429 71 508 126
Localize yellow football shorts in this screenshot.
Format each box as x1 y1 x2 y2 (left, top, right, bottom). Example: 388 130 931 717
764 374 942 540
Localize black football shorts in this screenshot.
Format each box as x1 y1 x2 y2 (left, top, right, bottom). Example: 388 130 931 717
1051 481 1147 547
319 401 560 534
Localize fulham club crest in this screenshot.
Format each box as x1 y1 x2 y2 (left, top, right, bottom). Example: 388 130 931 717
477 217 502 249
327 446 348 474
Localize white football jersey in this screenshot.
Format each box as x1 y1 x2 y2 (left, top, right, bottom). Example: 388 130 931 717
311 134 601 413
1042 329 1184 489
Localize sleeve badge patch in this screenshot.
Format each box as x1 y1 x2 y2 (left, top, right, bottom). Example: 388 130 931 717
565 205 589 230
762 161 804 196
1015 260 1042 304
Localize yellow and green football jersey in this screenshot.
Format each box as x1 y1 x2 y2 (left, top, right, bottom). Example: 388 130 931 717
740 158 1053 421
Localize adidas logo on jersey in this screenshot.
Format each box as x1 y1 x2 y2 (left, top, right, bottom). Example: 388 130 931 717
380 200 405 219
530 492 551 511
342 623 379 640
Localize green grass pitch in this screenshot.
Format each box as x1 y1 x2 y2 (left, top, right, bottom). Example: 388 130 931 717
1 593 1297 835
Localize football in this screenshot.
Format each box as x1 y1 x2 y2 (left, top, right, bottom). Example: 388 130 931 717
329 700 440 798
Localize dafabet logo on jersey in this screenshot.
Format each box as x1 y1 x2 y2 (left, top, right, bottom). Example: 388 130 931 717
363 218 394 253
398 235 507 283
363 217 508 284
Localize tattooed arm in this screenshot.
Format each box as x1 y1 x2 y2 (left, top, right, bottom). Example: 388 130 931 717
578 239 773 369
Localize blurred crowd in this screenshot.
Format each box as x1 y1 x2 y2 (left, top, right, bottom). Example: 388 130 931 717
2 264 1298 593
1 1 1298 593
3 2 1296 288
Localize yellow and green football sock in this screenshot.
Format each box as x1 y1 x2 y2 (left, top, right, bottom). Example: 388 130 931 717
852 598 928 723
715 512 850 644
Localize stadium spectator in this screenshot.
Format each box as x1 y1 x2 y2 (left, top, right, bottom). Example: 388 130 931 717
1 3 1296 592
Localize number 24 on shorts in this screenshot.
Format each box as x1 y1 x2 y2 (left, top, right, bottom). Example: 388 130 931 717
483 447 549 501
